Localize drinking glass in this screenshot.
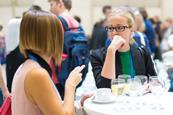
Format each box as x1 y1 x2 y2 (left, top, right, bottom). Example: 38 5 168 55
135 75 148 85
127 78 142 96
111 79 125 96
149 76 165 95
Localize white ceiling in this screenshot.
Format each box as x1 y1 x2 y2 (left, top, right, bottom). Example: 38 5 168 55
0 0 33 6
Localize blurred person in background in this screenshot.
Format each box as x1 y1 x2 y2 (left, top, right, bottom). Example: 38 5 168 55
149 16 163 61
74 15 81 24
0 25 6 65
160 18 173 53
90 5 112 50
48 0 90 100
0 64 10 106
48 0 79 28
102 5 112 26
133 8 151 53
48 0 80 98
0 24 10 106
139 7 156 55
5 17 23 92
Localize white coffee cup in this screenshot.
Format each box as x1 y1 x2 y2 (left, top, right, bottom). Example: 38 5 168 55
95 88 112 101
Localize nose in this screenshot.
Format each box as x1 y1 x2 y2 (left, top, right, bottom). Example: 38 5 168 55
108 32 118 41
110 30 119 36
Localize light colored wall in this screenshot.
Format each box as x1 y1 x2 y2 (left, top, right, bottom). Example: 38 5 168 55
1 0 173 35
0 7 12 27
33 0 50 11
70 0 92 35
0 6 30 33
162 0 173 19
147 8 161 18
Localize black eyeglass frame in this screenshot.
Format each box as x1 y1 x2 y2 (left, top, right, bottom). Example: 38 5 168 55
105 25 131 32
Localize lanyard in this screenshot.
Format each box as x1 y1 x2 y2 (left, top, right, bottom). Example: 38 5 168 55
130 53 134 78
28 53 38 62
129 48 135 78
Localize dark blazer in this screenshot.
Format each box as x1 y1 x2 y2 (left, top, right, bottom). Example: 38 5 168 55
6 46 25 92
90 44 157 88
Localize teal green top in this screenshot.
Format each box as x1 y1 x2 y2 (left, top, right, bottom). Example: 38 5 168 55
119 50 135 76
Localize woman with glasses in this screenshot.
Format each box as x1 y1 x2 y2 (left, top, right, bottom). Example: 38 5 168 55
90 6 156 88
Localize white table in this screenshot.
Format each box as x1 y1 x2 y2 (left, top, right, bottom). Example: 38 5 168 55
83 92 173 115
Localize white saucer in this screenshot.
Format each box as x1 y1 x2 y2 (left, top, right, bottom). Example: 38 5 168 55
92 96 114 104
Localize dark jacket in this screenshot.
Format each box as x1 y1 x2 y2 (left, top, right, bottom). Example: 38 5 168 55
6 46 25 92
90 44 157 88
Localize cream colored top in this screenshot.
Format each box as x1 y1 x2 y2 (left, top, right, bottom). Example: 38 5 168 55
12 58 80 115
12 60 44 115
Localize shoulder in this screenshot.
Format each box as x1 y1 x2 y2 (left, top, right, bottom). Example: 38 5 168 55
60 14 79 27
24 67 51 94
142 33 148 38
136 45 151 60
90 47 107 57
24 66 51 88
25 67 50 86
131 43 146 51
90 47 107 63
24 67 53 102
130 44 148 57
139 45 149 53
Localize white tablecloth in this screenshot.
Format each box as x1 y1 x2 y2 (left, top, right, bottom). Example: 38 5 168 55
83 93 173 115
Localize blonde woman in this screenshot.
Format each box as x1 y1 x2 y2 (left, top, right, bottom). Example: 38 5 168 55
12 9 85 115
91 7 156 88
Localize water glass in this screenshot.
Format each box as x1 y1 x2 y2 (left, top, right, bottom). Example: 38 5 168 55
135 75 148 85
149 76 165 95
127 78 142 96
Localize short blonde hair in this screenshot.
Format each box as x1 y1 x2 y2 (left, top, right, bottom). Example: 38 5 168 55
108 6 135 28
20 9 63 64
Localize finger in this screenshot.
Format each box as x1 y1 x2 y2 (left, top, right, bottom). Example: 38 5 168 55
76 73 82 82
75 65 85 73
120 38 126 43
83 93 94 99
72 66 81 72
120 42 125 48
77 75 82 85
113 35 121 39
80 65 85 70
78 73 82 77
80 93 94 106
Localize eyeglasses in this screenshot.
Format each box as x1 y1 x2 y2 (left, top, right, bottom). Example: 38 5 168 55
105 25 131 32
